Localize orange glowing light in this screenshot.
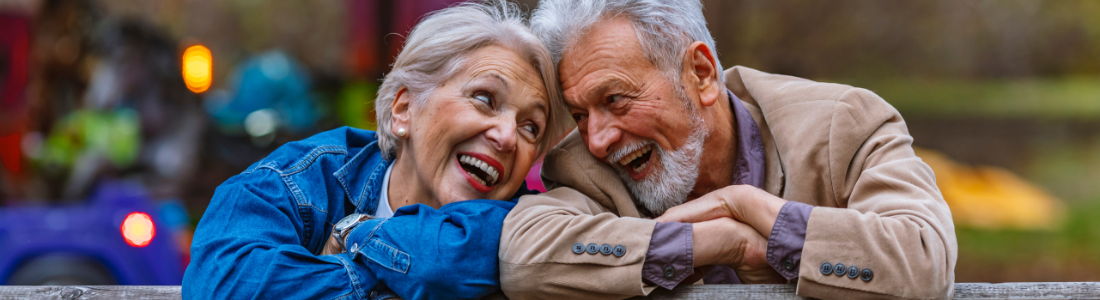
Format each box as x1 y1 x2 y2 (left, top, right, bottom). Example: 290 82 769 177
121 212 156 247
182 45 213 93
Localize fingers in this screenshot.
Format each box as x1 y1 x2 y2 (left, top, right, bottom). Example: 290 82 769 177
320 233 343 255
655 185 762 223
655 196 730 223
691 217 757 267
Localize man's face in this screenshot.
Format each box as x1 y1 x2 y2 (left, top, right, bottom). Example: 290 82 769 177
560 17 706 215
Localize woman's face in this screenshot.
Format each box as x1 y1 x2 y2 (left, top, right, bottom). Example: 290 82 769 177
393 45 548 206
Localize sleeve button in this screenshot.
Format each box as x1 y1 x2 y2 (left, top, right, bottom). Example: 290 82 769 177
833 263 846 276
599 244 613 255
847 266 859 279
572 243 585 254
612 245 626 257
861 268 874 282
783 258 795 271
663 266 676 279
586 243 599 254
820 262 833 275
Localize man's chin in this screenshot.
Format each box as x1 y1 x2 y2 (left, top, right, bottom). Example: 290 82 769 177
617 169 688 216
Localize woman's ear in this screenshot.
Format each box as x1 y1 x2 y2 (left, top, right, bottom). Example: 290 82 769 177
391 87 412 138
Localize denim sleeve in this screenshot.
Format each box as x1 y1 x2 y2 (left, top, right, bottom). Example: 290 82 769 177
183 170 376 300
766 201 813 280
344 199 517 300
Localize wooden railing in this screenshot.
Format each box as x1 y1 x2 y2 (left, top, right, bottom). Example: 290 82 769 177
1 282 1098 299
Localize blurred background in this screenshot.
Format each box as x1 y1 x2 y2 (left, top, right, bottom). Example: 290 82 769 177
0 0 1097 285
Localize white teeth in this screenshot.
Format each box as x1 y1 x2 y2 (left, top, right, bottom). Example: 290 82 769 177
618 145 652 166
467 171 486 186
459 154 500 186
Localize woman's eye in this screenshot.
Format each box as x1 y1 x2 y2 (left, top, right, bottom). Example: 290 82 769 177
572 113 586 123
607 94 624 104
473 92 493 105
523 124 540 136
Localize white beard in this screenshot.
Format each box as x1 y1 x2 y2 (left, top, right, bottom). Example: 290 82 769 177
606 114 707 216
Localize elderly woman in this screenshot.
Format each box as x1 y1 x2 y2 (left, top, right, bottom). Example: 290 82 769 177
182 2 569 299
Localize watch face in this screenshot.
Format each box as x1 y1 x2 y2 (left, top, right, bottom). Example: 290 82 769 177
335 213 363 231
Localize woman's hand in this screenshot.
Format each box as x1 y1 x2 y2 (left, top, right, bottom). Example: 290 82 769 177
321 232 344 255
690 218 786 283
657 185 786 238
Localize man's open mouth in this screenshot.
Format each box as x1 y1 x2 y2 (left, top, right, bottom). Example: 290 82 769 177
618 144 653 174
458 154 500 188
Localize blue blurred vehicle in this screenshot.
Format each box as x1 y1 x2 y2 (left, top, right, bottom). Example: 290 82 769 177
0 180 186 285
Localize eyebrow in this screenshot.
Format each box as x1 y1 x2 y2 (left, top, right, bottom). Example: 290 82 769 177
534 101 547 116
583 78 631 102
485 73 510 89
470 72 547 115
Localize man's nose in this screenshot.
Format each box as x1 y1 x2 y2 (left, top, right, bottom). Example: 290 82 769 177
585 112 620 159
485 116 518 153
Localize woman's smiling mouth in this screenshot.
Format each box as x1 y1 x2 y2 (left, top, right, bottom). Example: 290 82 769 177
457 152 504 193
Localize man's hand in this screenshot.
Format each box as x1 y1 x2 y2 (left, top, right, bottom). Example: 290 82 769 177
657 185 786 238
688 218 786 283
321 232 344 255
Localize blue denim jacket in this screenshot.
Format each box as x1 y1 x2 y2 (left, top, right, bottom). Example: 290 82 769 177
183 127 522 300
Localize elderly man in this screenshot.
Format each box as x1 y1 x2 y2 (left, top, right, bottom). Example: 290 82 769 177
498 0 957 299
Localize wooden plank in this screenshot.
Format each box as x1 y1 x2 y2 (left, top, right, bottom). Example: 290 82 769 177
639 284 801 300
953 282 1100 299
0 286 181 300
1 283 1099 299
643 282 1100 299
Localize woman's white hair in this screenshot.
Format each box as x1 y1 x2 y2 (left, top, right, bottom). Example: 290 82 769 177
375 0 571 160
530 0 724 83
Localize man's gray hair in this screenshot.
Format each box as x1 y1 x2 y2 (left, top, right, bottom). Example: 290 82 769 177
531 0 724 83
375 0 570 160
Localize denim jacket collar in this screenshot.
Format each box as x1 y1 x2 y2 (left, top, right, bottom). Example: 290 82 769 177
333 138 392 214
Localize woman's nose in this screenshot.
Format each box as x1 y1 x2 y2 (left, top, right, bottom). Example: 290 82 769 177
485 117 517 152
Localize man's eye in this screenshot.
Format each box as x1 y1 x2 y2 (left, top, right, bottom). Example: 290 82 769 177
473 92 493 105
607 94 624 104
572 113 586 122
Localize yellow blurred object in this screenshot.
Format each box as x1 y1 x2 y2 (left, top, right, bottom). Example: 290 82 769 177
915 148 1064 230
182 45 213 93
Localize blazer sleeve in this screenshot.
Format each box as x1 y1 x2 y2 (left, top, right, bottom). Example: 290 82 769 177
498 141 660 300
796 88 958 299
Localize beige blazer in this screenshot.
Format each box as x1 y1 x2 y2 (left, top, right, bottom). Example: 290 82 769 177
499 66 957 300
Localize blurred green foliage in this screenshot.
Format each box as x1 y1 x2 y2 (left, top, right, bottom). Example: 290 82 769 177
704 0 1100 80
337 81 379 130
846 77 1100 119
40 109 141 169
956 201 1100 281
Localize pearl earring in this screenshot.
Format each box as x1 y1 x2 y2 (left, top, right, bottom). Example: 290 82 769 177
397 128 407 137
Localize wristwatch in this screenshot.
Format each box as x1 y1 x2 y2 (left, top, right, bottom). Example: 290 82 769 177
332 213 372 252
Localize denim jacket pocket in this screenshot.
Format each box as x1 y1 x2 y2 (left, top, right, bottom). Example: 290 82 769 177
360 238 411 274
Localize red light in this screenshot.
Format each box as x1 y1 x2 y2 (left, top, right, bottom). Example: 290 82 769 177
122 212 156 247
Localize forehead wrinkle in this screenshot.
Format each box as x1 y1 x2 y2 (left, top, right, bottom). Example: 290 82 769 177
464 63 549 115
561 19 653 107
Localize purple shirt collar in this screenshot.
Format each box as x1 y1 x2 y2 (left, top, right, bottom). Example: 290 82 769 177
698 91 768 285
644 90 773 288
728 91 766 189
